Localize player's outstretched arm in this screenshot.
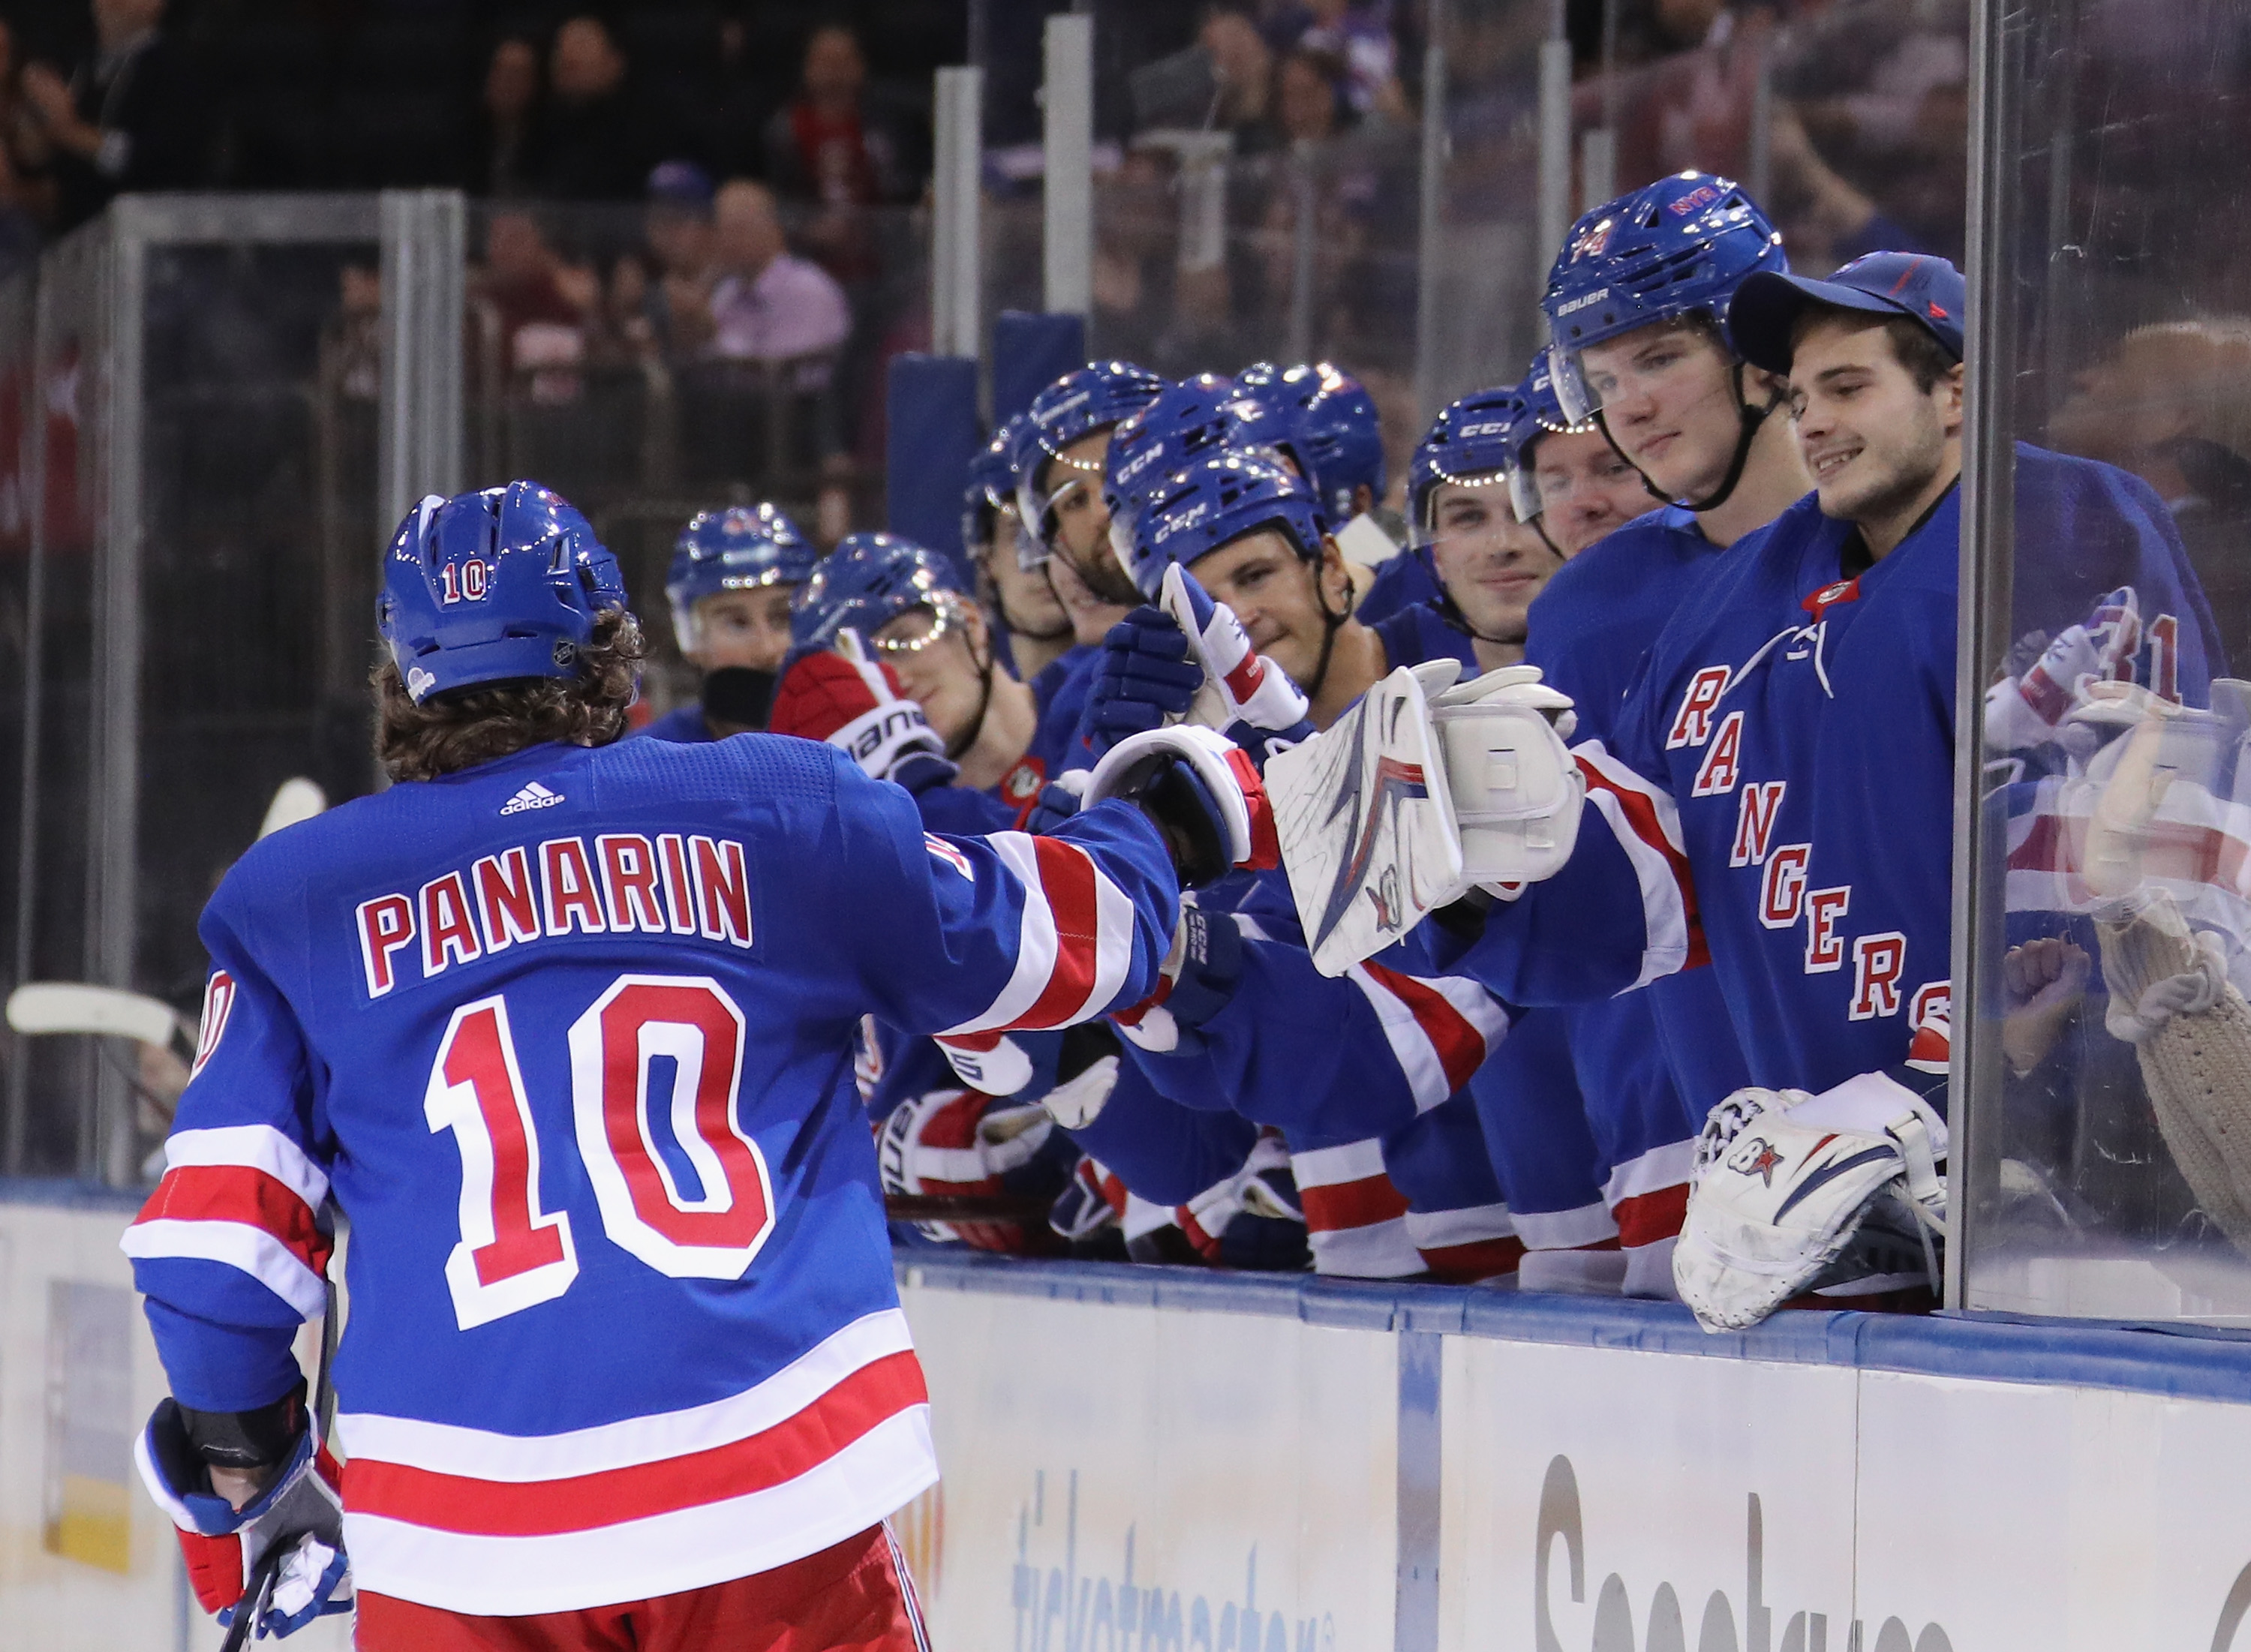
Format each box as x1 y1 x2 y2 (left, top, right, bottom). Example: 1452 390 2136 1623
832 752 1206 1041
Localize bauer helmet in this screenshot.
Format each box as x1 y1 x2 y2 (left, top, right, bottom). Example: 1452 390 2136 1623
665 503 816 655
378 480 627 703
1540 171 1786 426
1014 360 1168 559
1235 360 1387 524
789 531 969 661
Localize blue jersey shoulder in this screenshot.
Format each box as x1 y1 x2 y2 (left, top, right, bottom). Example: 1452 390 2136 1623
636 702 713 743
1373 602 1477 672
1356 553 1442 626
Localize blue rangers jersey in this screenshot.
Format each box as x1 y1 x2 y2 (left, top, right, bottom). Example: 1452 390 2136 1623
1523 505 1752 1232
640 701 711 743
1422 446 2222 1098
124 733 1174 1616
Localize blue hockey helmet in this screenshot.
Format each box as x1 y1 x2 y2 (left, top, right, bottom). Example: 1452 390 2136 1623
1503 353 1607 521
665 503 816 654
963 414 1026 562
379 480 628 703
788 531 968 659
1121 451 1327 602
1102 374 1243 568
1234 362 1386 524
1540 171 1787 424
1407 385 1531 547
1014 361 1168 559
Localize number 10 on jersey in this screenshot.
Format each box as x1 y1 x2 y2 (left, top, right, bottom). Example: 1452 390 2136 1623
424 973 777 1330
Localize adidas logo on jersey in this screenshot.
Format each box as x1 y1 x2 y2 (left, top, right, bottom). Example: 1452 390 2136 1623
500 782 564 815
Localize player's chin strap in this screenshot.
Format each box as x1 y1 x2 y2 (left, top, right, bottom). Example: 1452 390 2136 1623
987 569 1074 647
948 630 999 761
1600 361 1785 516
1298 548 1359 707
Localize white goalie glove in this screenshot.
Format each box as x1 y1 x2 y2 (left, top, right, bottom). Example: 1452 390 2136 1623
1672 1071 1949 1332
1264 659 1583 977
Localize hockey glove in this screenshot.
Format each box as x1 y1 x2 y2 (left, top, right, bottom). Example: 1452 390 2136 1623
137 1395 352 1638
1040 1022 1126 1129
1265 659 1582 976
1111 900 1247 1054
877 1086 1073 1251
1023 768 1089 834
1083 607 1208 759
1672 1071 1948 1332
1984 587 2142 755
770 634 955 792
1050 1155 1126 1245
1083 723 1280 888
1179 1131 1309 1270
1159 563 1313 734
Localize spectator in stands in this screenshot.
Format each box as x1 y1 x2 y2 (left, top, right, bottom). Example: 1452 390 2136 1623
468 34 546 199
630 160 720 362
1276 46 1353 146
1200 8 1279 152
701 179 851 371
474 209 600 401
22 0 209 232
0 19 55 264
1291 0 1407 125
539 14 655 201
762 24 921 209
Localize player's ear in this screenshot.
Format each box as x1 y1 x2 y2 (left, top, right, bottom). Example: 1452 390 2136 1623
1941 360 1966 436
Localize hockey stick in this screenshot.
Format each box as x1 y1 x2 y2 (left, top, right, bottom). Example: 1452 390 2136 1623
4 982 190 1052
885 1193 1055 1223
218 1272 341 1651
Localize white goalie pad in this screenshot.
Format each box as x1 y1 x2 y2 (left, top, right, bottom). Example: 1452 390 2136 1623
1265 660 1582 977
1672 1072 1948 1332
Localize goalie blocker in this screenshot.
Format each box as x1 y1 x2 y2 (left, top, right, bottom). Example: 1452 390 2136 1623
1264 659 1583 978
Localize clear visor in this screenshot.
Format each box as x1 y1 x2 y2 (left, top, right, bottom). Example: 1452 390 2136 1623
1012 508 1048 573
1549 318 1730 428
1414 470 1513 548
1506 455 1542 524
867 590 971 659
1015 450 1104 562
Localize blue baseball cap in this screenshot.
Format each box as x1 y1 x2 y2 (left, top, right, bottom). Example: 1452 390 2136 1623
1725 252 1965 376
646 160 716 210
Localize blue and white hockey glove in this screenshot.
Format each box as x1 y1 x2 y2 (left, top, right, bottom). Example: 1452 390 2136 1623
1023 769 1089 834
137 1395 352 1638
1158 563 1314 749
1083 608 1208 759
1084 723 1280 889
1984 586 2142 755
1113 900 1246 1054
770 635 956 794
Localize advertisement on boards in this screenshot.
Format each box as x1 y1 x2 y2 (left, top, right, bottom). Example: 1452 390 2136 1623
900 1281 1399 1651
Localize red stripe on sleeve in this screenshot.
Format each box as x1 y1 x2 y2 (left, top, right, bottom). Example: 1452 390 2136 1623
1578 756 1711 972
1016 837 1104 1028
135 1164 334 1278
1359 963 1489 1094
344 1351 930 1537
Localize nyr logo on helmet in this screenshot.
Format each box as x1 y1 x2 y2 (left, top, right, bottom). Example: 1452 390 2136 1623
1569 221 1613 262
1668 183 1723 216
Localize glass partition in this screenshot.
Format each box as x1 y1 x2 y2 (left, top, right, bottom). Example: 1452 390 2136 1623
460 197 924 719
1961 0 2251 1322
1568 0 1968 277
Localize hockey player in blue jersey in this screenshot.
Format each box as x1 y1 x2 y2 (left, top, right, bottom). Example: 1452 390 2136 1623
964 413 1076 686
644 503 816 743
1510 358 1651 563
1500 178 1813 1293
122 481 1273 1648
1279 251 2222 1329
1080 451 1554 1280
